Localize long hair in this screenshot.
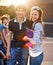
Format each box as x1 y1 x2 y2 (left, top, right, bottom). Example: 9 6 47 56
30 6 44 26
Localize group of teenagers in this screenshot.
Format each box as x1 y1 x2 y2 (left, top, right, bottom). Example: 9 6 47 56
0 4 45 65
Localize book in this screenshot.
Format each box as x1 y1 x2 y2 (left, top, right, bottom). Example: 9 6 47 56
26 27 33 38
25 27 34 48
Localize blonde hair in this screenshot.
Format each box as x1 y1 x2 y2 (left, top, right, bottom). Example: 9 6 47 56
30 6 44 25
15 4 26 11
1 14 10 21
0 20 2 24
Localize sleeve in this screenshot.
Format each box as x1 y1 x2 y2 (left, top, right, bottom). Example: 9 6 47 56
2 24 7 29
30 23 43 43
0 24 6 32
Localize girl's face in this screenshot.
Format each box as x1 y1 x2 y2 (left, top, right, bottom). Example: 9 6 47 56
3 19 8 25
31 10 39 22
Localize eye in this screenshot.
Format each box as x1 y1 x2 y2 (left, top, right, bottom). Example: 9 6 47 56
34 14 37 16
32 13 37 16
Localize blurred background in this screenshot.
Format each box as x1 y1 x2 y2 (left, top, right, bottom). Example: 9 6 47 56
0 0 53 37
0 1 53 65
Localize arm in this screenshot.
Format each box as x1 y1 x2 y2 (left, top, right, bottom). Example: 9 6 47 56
2 29 6 42
23 36 36 45
23 23 44 46
0 50 6 59
29 23 43 44
6 31 12 59
2 29 9 47
0 32 7 48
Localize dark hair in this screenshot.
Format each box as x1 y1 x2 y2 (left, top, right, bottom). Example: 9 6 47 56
1 17 8 24
1 17 8 20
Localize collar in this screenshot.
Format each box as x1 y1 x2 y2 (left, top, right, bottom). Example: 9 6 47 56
14 17 26 23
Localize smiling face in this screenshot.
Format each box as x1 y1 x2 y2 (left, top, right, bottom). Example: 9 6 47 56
31 10 39 22
16 8 26 18
2 18 8 25
16 5 26 19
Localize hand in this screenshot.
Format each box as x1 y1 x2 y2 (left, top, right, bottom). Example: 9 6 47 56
23 36 30 41
6 50 11 59
26 42 36 48
0 50 7 59
3 56 7 59
24 44 29 49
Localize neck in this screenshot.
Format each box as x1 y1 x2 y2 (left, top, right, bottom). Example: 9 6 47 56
17 17 24 23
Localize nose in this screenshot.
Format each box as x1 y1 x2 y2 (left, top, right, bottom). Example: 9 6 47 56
19 11 23 14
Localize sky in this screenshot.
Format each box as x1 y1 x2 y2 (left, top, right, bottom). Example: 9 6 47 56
0 0 53 6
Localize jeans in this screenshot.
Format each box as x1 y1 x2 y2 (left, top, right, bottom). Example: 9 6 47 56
7 48 28 65
0 59 4 65
30 53 43 65
0 43 6 65
0 44 6 55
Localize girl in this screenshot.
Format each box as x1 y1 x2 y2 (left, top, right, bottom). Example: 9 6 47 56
1 14 10 45
23 6 44 65
0 20 7 65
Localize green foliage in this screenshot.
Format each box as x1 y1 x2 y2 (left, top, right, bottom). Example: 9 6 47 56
0 5 16 19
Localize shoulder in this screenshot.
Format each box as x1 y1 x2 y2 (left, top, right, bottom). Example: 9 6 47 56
35 22 43 31
0 24 6 28
24 19 31 25
9 18 15 23
26 19 32 25
25 19 30 23
35 22 43 28
36 22 42 26
9 18 15 26
0 24 6 31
